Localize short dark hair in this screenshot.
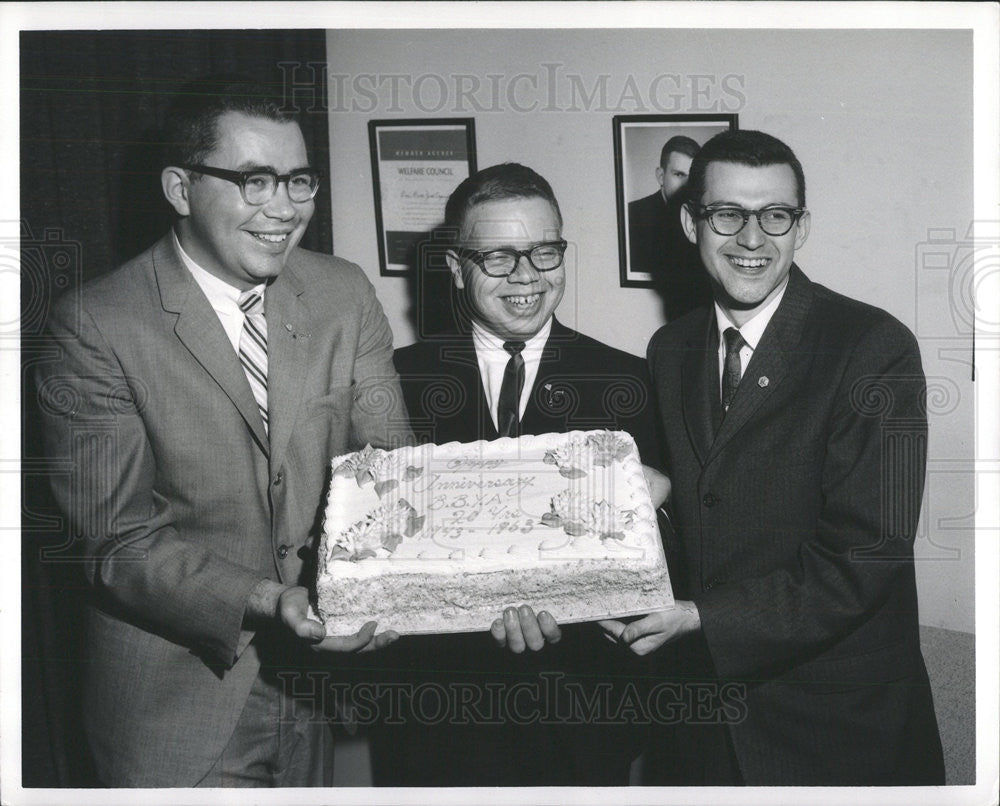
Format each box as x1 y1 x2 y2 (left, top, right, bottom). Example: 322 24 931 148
684 129 806 208
659 135 700 168
162 75 299 168
443 163 562 240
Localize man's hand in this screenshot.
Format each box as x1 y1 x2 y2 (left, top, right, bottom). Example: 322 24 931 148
598 600 700 656
642 465 671 509
247 580 398 652
490 604 562 653
277 586 399 652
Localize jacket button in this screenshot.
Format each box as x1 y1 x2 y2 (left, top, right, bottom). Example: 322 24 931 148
277 544 290 559
702 493 716 507
704 580 715 591
272 472 283 487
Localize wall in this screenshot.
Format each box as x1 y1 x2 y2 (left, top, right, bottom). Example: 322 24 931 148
325 28 975 633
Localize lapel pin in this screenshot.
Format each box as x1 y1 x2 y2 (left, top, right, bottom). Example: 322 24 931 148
758 376 769 388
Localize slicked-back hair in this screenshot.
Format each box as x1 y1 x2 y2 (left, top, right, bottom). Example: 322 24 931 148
162 75 300 169
684 129 806 208
659 135 700 168
443 163 563 242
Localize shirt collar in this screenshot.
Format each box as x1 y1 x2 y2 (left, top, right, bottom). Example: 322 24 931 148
714 276 788 351
173 229 266 308
471 317 553 356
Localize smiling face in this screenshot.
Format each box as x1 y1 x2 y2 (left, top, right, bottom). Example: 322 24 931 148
657 151 693 202
682 161 810 326
168 111 314 290
447 196 565 341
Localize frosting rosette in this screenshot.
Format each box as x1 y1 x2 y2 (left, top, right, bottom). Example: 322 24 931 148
328 499 425 562
542 489 633 541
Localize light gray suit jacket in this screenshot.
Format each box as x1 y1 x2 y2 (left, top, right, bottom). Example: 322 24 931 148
36 233 410 786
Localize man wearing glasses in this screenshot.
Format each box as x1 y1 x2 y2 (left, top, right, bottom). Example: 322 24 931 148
604 129 945 784
36 79 408 786
375 163 664 786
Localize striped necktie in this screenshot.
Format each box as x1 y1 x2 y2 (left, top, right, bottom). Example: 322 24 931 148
238 289 269 435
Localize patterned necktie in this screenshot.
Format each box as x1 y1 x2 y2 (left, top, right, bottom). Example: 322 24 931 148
238 289 269 435
721 327 746 414
497 340 526 437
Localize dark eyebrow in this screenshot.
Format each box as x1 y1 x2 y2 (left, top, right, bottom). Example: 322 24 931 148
233 163 315 174
235 162 276 173
703 202 796 209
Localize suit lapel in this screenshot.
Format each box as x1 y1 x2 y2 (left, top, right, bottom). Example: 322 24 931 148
153 236 269 456
440 337 498 440
706 266 813 464
521 318 574 435
681 311 718 465
263 260 311 469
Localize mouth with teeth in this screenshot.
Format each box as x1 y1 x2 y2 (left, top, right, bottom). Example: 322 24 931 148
727 255 771 272
248 231 290 244
501 293 542 309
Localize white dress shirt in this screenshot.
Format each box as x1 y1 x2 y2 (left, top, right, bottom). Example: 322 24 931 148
714 278 788 397
471 318 553 431
173 230 266 353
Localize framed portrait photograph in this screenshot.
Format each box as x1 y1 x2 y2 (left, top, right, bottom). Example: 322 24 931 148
614 114 738 289
368 118 477 275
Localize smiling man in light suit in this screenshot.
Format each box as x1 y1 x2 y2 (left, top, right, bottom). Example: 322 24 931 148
36 78 409 787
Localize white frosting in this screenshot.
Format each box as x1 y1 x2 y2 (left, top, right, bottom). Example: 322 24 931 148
316 430 672 634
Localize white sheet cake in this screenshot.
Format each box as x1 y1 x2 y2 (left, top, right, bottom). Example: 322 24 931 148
315 430 673 635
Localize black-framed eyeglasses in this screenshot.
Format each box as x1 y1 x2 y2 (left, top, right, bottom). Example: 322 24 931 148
691 204 806 237
454 240 568 278
181 164 322 205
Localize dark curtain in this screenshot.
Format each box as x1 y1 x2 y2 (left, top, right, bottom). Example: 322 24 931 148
20 30 331 787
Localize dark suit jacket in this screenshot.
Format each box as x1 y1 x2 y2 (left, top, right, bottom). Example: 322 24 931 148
36 234 409 786
628 190 711 320
395 317 662 466
646 265 944 785
370 318 663 786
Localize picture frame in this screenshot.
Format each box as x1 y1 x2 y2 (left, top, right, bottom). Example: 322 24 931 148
368 118 477 276
613 113 738 288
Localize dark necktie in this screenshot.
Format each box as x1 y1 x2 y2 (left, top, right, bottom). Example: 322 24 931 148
497 340 526 437
721 327 746 414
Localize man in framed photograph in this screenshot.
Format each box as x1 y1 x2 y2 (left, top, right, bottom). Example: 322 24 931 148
628 135 712 319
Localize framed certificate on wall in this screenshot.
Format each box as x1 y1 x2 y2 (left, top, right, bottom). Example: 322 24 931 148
368 119 477 276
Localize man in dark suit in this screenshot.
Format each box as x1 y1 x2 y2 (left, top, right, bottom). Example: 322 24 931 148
603 129 945 785
35 79 407 787
628 135 712 319
370 163 665 786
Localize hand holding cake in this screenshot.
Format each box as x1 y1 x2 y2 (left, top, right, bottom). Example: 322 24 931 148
247 578 399 652
489 604 562 653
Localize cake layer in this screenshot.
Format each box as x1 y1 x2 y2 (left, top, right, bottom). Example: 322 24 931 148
316 430 673 635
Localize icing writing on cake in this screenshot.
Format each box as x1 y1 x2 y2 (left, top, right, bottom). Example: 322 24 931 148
327 431 640 564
